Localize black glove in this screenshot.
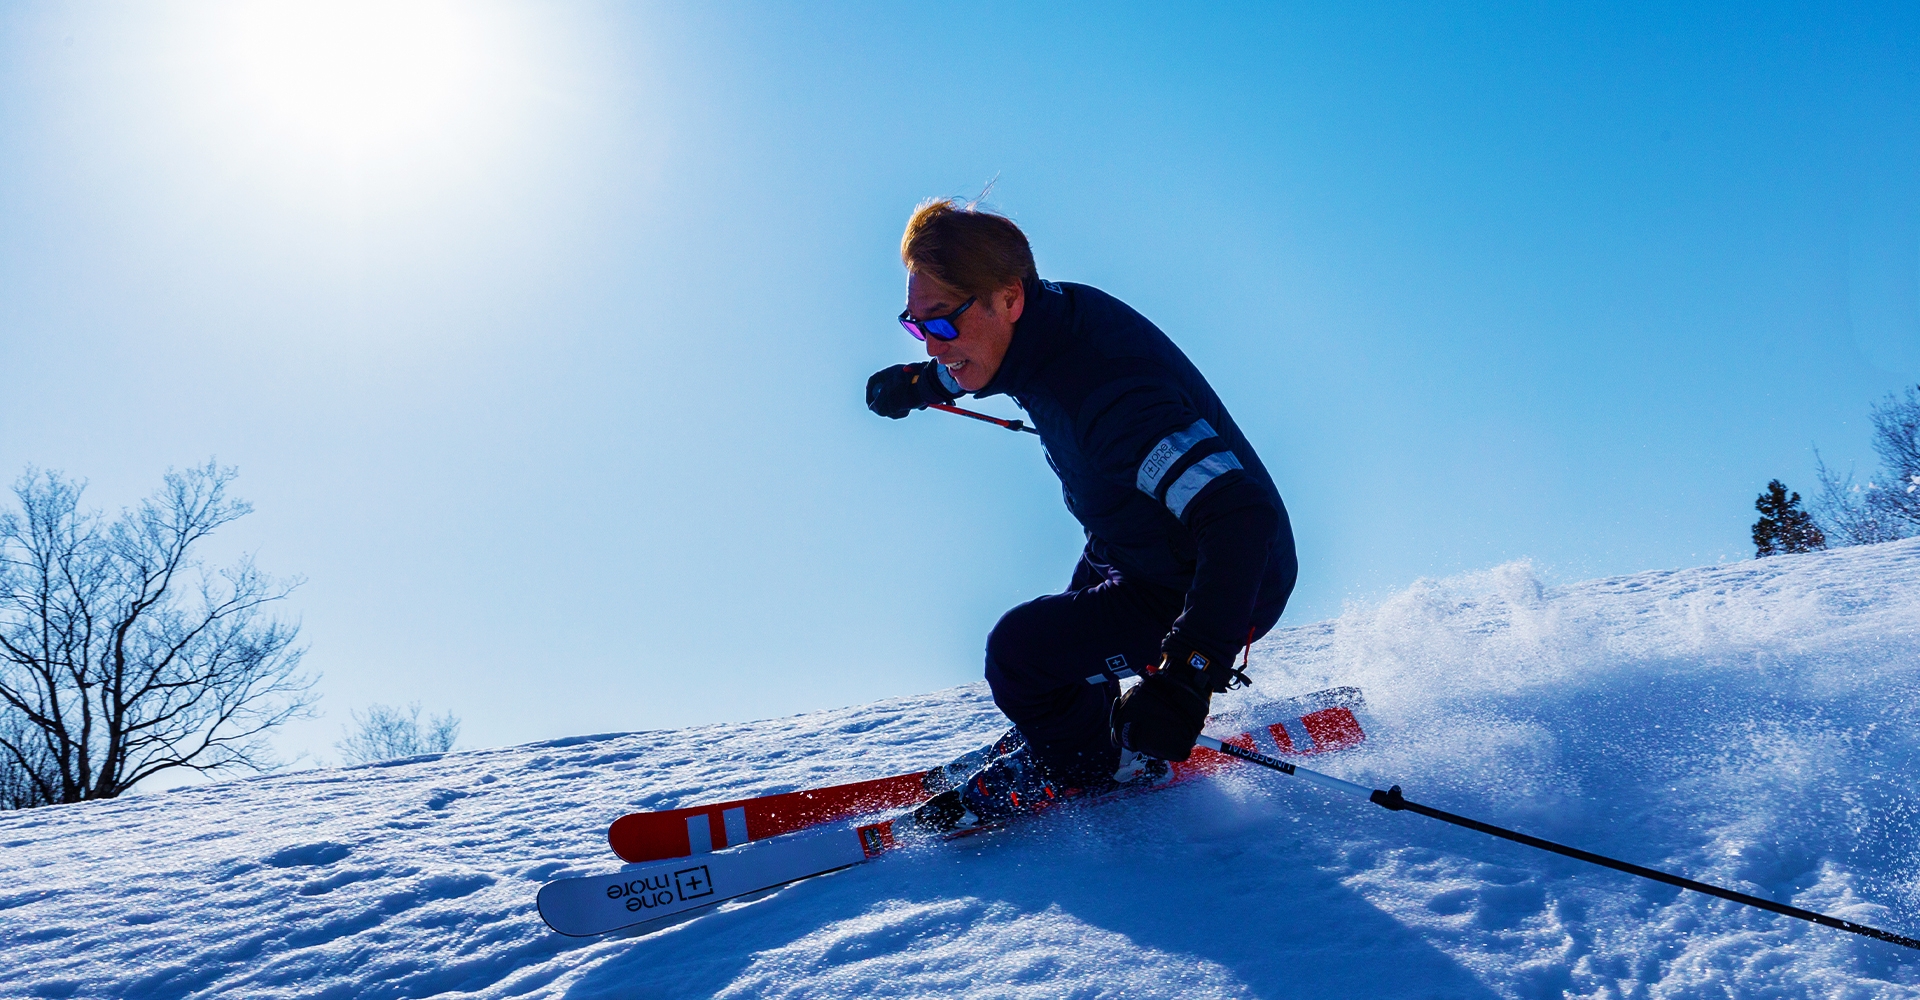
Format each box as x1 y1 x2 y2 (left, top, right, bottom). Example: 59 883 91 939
866 362 957 419
1110 672 1209 762
1109 632 1242 762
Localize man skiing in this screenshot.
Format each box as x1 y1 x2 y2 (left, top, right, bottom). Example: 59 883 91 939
866 199 1298 829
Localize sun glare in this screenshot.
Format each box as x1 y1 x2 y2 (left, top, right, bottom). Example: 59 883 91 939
220 1 485 155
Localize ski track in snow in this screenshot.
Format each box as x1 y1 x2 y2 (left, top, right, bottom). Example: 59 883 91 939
4 540 1920 998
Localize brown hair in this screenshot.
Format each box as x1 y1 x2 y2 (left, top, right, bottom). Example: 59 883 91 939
900 198 1038 301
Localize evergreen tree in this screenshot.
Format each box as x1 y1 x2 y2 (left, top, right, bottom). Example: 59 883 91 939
1753 479 1826 557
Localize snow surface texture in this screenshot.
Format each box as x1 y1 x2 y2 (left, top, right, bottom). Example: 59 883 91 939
4 541 1919 999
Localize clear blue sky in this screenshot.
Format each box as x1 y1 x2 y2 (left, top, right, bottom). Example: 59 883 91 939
2 2 1916 770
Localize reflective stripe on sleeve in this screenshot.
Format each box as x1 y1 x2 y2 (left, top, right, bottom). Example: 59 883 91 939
1164 450 1244 519
1135 420 1218 496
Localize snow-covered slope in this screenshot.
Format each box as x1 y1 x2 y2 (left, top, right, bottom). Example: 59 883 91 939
5 541 1919 999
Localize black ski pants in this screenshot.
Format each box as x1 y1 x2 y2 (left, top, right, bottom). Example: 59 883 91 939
983 549 1185 786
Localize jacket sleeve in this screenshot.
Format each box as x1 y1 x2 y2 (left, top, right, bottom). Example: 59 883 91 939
1079 381 1280 657
1172 476 1280 656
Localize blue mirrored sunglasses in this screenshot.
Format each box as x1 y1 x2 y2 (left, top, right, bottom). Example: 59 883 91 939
898 297 975 342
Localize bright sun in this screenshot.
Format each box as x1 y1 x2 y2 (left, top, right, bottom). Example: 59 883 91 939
218 1 486 155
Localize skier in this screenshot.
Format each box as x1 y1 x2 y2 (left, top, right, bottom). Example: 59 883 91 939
866 199 1298 829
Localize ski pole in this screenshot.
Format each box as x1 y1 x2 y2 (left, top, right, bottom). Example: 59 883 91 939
1195 734 1920 952
929 402 1040 435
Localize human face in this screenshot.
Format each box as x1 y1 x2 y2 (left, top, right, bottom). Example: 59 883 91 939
903 272 1024 392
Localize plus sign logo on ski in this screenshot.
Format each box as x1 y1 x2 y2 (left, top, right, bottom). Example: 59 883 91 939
672 866 712 901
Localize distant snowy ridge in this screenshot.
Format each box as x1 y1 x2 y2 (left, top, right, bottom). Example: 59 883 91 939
4 541 1918 999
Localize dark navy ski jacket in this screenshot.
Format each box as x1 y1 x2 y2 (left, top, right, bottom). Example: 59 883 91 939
967 278 1298 658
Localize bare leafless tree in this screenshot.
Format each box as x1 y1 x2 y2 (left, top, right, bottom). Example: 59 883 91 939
0 462 315 808
0 708 51 809
1811 453 1910 546
1812 386 1920 547
1865 384 1920 525
335 702 461 766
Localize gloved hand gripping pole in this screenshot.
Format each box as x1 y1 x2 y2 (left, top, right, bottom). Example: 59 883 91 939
1194 733 1920 952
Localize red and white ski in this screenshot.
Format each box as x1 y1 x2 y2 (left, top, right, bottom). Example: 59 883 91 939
606 763 950 864
606 686 1365 864
543 688 1369 936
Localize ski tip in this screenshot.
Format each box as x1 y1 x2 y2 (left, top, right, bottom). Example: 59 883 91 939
1205 687 1371 762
